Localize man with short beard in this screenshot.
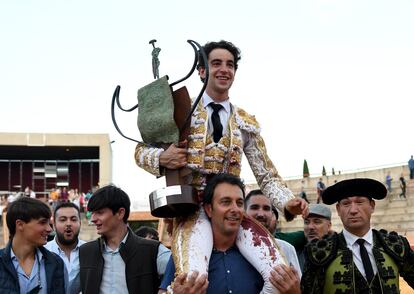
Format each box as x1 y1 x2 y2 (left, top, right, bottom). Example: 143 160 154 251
46 202 85 294
245 189 301 294
245 189 301 276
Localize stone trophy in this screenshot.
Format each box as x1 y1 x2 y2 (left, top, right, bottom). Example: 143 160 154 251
111 39 209 218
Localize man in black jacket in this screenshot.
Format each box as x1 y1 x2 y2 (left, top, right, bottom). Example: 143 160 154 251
301 178 414 293
79 185 163 294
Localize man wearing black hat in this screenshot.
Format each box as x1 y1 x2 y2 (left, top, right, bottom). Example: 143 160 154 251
301 178 414 293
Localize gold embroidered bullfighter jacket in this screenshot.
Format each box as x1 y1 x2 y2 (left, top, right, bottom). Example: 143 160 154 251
134 100 294 214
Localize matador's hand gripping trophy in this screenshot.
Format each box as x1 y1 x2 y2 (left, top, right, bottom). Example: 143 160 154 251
111 39 209 218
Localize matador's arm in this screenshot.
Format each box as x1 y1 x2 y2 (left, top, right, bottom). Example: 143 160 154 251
243 130 295 220
134 142 164 177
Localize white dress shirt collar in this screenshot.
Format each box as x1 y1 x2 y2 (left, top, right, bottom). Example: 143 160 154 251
103 231 129 253
342 228 378 279
343 228 373 247
48 237 85 253
202 92 231 114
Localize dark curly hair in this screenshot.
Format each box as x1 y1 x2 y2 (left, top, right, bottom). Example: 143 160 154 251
88 185 130 223
203 173 245 204
6 197 51 237
198 40 241 75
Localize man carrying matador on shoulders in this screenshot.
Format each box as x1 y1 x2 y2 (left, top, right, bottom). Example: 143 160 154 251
135 40 309 293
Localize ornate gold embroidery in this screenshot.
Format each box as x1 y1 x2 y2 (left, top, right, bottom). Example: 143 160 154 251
190 125 205 134
224 112 243 176
190 173 204 188
186 102 246 179
188 140 204 149
172 211 199 275
134 143 162 176
219 137 230 148
235 106 260 134
255 136 278 174
204 162 224 173
228 166 241 176
205 149 226 158
186 103 208 171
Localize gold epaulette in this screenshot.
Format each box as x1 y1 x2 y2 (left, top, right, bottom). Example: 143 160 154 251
234 106 261 135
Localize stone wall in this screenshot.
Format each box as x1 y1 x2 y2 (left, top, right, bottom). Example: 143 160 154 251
253 164 414 241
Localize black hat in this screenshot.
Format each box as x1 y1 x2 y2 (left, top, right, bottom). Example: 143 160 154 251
322 178 387 205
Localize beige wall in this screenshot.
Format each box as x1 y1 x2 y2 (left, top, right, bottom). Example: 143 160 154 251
0 132 112 246
0 132 112 187
246 164 409 196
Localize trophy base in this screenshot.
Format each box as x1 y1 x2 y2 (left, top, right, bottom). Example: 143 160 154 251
149 185 199 218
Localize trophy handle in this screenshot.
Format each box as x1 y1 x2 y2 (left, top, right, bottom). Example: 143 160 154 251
170 40 201 87
111 40 209 145
111 85 143 144
176 40 209 134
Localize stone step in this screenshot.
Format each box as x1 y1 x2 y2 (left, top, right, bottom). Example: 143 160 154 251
79 214 99 242
280 211 414 227
280 222 414 236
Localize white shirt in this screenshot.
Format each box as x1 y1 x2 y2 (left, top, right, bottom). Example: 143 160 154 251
45 237 86 293
98 232 171 294
342 228 378 279
100 232 129 294
202 93 231 136
277 239 302 278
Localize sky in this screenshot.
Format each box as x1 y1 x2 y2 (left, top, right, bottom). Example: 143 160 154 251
1 0 413 209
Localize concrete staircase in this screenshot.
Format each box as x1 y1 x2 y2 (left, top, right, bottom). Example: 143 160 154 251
275 168 414 244
2 165 413 245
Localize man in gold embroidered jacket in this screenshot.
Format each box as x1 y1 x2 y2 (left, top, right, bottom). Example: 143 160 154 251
135 40 308 294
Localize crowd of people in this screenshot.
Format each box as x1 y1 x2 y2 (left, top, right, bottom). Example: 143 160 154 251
1 39 413 294
1 174 413 293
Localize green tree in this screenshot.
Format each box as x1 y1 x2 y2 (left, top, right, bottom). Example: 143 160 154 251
303 159 310 178
332 167 335 175
322 165 326 176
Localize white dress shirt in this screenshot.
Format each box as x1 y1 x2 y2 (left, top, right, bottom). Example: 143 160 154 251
45 237 86 293
99 232 171 294
277 239 302 278
202 93 231 136
100 232 129 294
342 228 378 279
